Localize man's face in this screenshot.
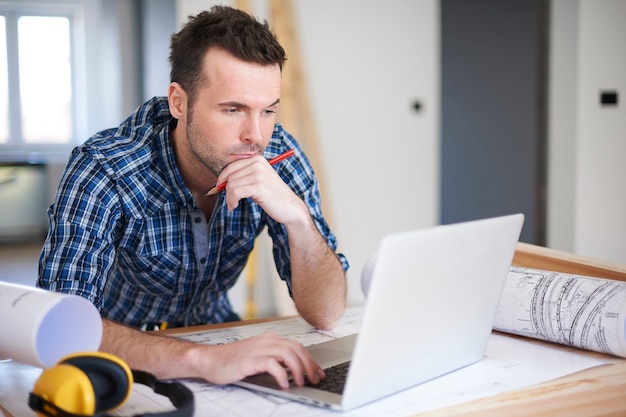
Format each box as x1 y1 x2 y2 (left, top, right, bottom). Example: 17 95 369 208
184 48 282 177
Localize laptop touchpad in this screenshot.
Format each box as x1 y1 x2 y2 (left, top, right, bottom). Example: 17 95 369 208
307 335 357 368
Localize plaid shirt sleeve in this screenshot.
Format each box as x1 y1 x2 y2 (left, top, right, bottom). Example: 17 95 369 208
38 145 121 310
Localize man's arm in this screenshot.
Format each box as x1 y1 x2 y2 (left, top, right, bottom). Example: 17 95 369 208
285 215 347 329
100 319 324 388
217 154 347 329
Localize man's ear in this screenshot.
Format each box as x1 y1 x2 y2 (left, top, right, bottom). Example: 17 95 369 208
168 82 187 120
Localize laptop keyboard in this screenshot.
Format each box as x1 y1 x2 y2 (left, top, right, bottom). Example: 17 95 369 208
306 361 351 394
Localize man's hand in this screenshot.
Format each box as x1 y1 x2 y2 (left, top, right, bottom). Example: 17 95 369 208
200 332 325 388
101 320 324 388
217 155 309 224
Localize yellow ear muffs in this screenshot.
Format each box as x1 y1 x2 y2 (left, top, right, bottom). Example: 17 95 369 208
30 363 97 416
29 352 133 417
29 351 194 417
60 352 133 412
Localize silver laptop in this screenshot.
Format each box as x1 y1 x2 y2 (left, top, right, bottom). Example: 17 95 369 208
235 214 524 411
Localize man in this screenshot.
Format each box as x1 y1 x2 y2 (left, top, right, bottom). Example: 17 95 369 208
38 6 348 388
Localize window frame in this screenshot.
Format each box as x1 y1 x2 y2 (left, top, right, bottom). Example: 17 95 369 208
0 1 87 158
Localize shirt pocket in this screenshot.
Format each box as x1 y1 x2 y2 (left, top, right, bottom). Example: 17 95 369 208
212 214 257 291
219 233 254 272
116 216 184 295
116 248 182 295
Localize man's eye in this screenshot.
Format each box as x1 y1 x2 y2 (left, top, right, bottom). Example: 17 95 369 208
263 109 277 116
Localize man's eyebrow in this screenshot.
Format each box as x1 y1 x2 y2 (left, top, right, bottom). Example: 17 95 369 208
218 99 280 109
218 101 249 109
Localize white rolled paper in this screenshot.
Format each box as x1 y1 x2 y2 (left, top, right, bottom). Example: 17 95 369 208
360 251 378 298
0 282 102 368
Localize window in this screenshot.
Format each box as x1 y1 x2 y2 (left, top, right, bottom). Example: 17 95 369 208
0 16 8 143
18 16 72 144
1 3 82 150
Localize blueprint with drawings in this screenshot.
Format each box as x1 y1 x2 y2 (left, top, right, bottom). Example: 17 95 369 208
175 306 363 347
104 304 612 417
493 266 626 358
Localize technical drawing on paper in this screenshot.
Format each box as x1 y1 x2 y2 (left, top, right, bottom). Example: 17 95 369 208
493 266 626 357
110 302 610 417
175 306 363 347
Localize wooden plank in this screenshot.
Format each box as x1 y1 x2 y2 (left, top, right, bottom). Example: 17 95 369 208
513 242 626 282
234 0 252 13
269 0 334 226
161 315 292 335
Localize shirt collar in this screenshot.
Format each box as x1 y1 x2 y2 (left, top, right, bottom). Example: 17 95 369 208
150 98 195 207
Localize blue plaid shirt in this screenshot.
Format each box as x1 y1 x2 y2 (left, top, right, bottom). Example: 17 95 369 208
38 97 348 328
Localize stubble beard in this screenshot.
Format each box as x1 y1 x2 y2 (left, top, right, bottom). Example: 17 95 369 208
186 121 227 177
185 120 266 178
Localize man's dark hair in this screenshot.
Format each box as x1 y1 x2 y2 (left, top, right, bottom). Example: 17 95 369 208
169 6 286 106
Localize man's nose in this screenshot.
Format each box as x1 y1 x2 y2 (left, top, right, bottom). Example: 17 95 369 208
241 115 264 144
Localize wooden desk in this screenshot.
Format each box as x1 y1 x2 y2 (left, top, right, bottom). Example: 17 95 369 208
424 242 626 417
171 243 626 417
422 360 626 416
2 243 626 417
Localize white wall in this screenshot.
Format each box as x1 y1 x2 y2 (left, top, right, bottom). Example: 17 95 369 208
177 0 440 314
547 0 577 254
549 0 626 264
292 0 440 306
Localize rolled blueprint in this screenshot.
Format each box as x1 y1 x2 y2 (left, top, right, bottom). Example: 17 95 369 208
493 267 626 358
0 282 102 368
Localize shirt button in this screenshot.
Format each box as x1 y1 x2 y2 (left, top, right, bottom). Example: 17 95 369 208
194 217 202 223
200 257 207 264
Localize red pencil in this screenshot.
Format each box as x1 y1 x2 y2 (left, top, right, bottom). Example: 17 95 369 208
205 149 296 196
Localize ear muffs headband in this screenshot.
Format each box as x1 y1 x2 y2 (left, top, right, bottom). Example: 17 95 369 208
28 352 194 417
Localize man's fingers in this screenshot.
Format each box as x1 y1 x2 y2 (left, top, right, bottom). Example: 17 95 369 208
263 359 291 389
207 332 324 388
247 333 322 387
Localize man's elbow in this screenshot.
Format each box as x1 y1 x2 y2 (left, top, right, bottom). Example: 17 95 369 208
302 301 346 330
